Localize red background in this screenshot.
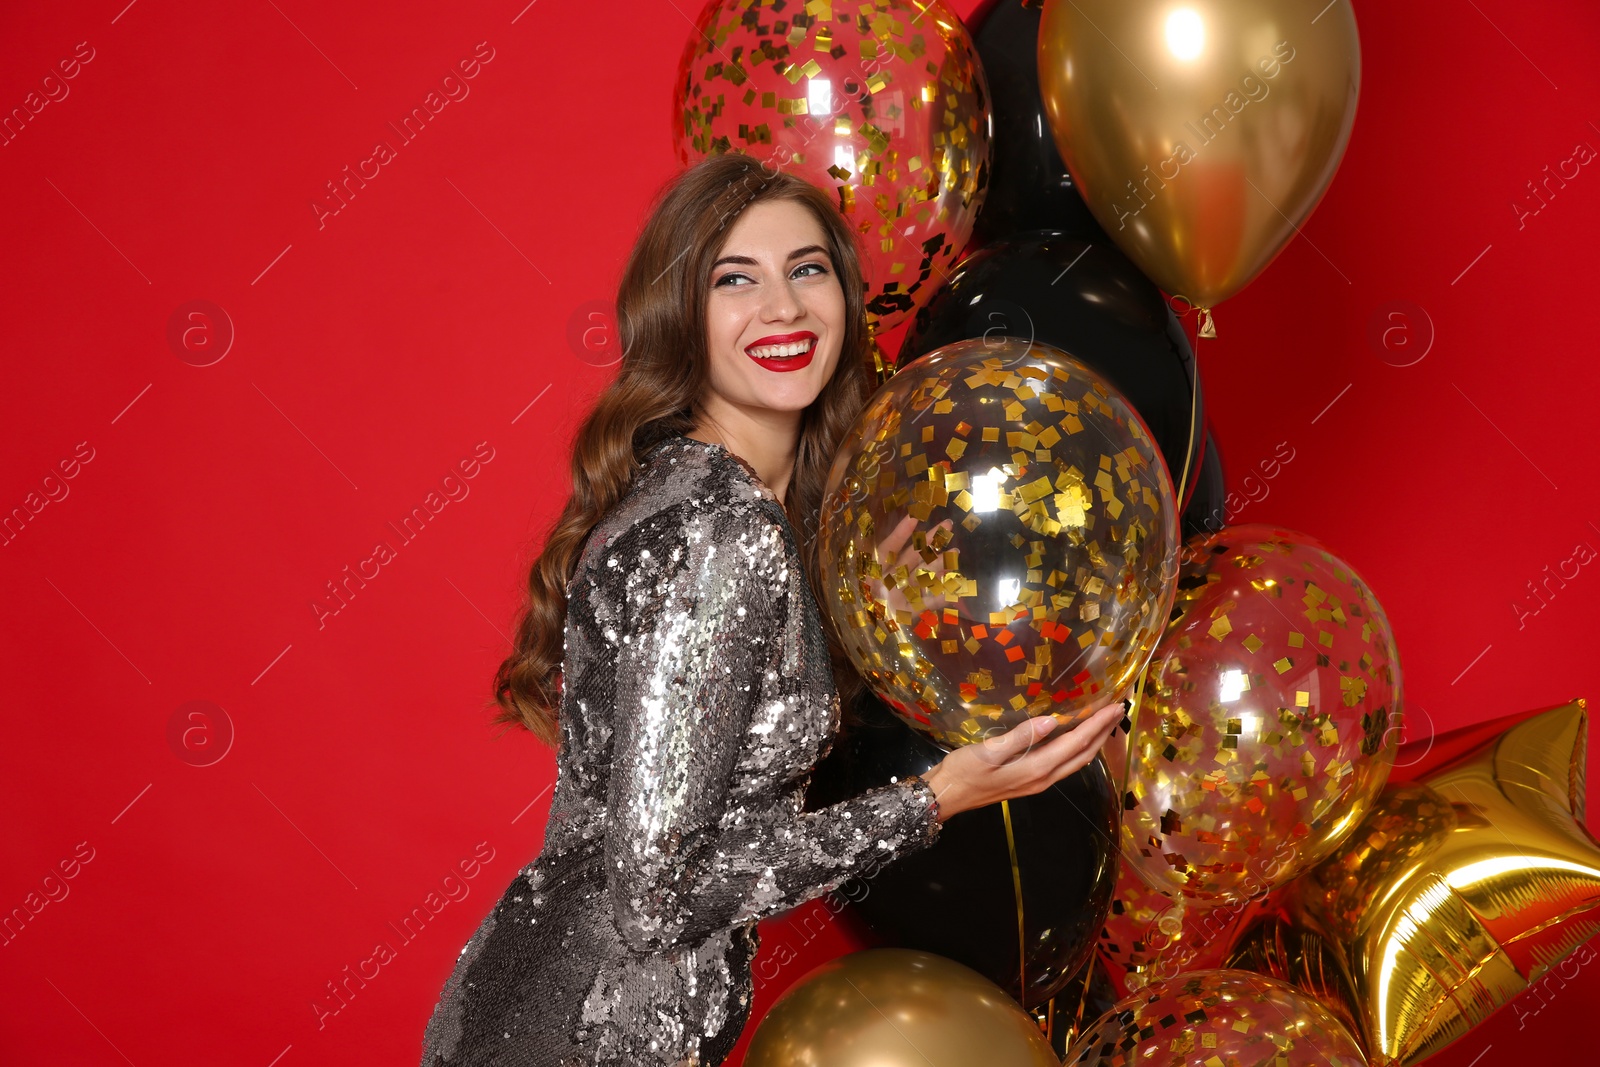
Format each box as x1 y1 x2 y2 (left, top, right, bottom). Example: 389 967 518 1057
3 1 1598 1064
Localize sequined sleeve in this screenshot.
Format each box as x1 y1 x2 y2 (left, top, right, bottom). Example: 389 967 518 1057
603 501 942 958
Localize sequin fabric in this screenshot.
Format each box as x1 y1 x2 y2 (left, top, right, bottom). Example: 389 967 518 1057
420 434 944 1066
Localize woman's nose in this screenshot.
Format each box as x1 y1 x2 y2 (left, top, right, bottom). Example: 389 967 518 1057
761 279 803 321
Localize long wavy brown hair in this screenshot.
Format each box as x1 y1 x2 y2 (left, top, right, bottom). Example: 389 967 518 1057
493 153 875 748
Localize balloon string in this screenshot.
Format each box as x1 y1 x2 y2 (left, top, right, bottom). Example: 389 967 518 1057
1174 346 1200 513
1120 300 1205 851
1069 953 1094 1044
1000 798 1027 1002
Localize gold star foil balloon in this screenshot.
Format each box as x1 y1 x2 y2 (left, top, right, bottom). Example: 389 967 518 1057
1229 699 1600 1067
818 336 1180 749
1062 968 1368 1067
1110 525 1402 906
673 0 991 331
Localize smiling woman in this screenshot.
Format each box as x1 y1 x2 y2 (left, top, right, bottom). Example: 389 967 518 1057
417 153 905 1067
419 152 1123 1066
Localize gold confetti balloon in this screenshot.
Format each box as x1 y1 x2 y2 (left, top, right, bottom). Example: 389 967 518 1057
1096 855 1268 995
1230 700 1600 1067
672 0 991 331
745 947 1060 1067
819 336 1180 749
1062 968 1368 1067
1112 525 1402 907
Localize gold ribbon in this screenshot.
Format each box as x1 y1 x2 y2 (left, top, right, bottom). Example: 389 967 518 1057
1001 798 1027 1000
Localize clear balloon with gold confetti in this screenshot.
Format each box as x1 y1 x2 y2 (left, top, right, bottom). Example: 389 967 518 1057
672 0 991 332
818 336 1180 749
1111 524 1402 907
1096 855 1267 995
1063 968 1368 1067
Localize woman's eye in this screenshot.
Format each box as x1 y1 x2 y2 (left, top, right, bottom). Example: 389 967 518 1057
714 263 830 288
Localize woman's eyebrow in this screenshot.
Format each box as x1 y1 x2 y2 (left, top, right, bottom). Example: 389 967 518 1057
711 244 830 268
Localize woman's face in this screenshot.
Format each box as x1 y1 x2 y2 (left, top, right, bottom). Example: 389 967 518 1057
702 199 847 419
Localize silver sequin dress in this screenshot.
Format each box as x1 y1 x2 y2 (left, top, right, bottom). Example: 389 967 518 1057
420 434 945 1066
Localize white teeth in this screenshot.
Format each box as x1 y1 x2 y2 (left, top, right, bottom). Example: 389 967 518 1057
748 339 814 359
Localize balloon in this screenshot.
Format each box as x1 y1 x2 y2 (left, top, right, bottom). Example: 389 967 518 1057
1178 429 1226 538
1230 700 1600 1067
1033 954 1119 1060
1095 854 1265 995
1111 524 1402 906
1037 0 1361 312
818 336 1181 748
672 0 991 332
808 692 1117 1008
968 0 1102 242
1392 701 1553 783
1063 968 1367 1067
898 231 1204 503
745 947 1061 1067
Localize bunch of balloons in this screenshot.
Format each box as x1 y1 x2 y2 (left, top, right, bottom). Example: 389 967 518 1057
670 3 1600 1064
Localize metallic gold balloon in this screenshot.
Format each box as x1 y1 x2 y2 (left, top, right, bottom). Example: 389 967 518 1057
745 947 1061 1067
673 0 991 332
1111 524 1402 906
1063 968 1367 1067
1037 0 1360 310
1229 700 1600 1067
819 336 1180 749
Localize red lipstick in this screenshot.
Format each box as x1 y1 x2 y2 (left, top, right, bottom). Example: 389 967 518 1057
745 331 817 373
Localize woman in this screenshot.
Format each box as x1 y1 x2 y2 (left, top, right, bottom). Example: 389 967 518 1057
419 152 1126 1066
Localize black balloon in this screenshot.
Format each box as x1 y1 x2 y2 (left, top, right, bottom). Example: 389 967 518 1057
898 230 1206 509
1180 428 1228 540
806 693 1118 1009
969 0 1103 243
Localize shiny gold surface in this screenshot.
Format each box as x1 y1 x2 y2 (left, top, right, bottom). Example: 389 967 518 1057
818 336 1180 749
1232 700 1600 1066
1037 0 1360 309
744 948 1061 1066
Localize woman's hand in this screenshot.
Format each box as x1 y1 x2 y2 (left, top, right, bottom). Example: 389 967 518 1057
918 698 1127 822
869 513 956 618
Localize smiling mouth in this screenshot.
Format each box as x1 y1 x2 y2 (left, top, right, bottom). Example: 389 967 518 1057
745 334 817 372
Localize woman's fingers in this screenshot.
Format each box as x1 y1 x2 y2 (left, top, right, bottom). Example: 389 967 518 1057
973 713 1057 769
879 513 917 558
960 699 1129 803
1025 702 1125 780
